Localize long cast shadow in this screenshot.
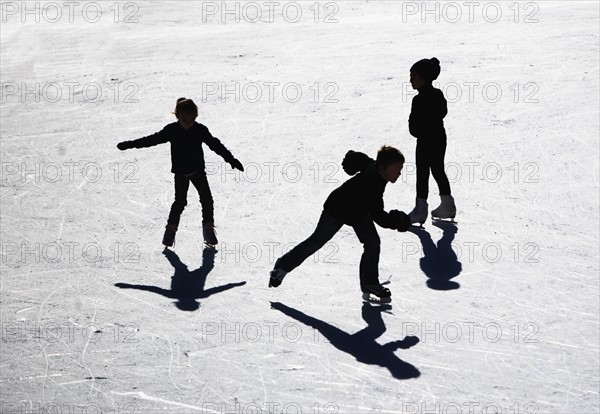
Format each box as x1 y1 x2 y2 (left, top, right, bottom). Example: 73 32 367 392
271 301 420 380
115 248 246 311
409 220 462 290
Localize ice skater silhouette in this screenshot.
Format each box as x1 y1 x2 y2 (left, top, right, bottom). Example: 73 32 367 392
270 301 420 380
115 248 246 311
409 220 462 290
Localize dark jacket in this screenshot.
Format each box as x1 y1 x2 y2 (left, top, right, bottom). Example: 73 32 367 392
324 151 405 230
123 122 235 174
409 84 447 141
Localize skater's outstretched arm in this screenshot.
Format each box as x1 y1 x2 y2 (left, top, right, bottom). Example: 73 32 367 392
200 126 244 171
117 126 170 150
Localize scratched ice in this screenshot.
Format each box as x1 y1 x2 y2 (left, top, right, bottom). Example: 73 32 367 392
0 2 598 413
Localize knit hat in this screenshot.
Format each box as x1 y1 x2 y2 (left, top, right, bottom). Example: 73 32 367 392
410 57 441 81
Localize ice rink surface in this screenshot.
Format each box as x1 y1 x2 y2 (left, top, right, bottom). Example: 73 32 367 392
1 1 598 413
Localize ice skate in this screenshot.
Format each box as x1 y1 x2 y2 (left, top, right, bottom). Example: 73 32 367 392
361 283 392 304
203 222 218 248
408 197 428 226
162 224 178 248
269 269 287 288
431 195 456 221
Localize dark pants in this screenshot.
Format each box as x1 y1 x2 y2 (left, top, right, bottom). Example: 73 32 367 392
416 138 451 200
167 172 214 227
275 211 381 287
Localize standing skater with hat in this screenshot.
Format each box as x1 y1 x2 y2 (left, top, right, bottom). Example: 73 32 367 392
407 57 456 224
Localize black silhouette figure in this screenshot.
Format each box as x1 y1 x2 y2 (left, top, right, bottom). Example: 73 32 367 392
115 248 246 311
409 220 462 290
270 301 420 380
116 98 244 247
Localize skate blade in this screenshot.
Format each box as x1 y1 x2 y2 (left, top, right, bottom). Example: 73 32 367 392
362 292 391 304
432 216 457 224
410 223 425 229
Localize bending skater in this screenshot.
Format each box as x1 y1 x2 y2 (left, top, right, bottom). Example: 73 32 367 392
269 146 411 303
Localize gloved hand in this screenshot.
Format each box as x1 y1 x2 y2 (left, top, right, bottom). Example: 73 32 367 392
229 158 244 172
117 141 132 150
390 210 411 232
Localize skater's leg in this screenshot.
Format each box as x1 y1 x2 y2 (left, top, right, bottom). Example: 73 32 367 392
275 211 343 273
352 216 381 288
167 174 190 227
408 140 431 224
430 138 450 195
409 141 430 224
415 140 431 200
189 172 214 224
429 138 456 219
190 172 218 245
430 139 451 196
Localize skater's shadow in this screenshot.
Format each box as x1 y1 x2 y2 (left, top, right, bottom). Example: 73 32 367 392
409 220 462 290
115 248 246 311
270 301 420 380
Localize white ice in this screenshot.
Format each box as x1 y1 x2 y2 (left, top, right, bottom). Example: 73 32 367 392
1 1 598 413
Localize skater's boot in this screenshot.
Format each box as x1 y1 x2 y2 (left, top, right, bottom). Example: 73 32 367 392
361 283 392 303
408 197 428 225
269 268 288 288
203 222 218 247
162 224 178 247
431 195 456 219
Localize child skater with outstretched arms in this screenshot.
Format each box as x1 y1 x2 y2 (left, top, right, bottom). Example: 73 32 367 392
269 146 411 303
117 98 244 248
407 57 457 224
